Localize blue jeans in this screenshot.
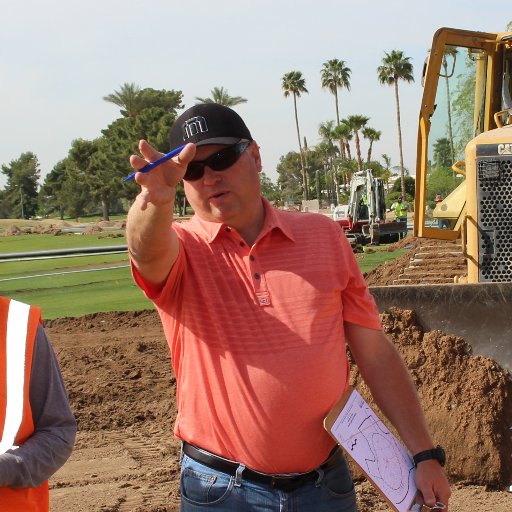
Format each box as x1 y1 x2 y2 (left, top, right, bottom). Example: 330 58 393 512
179 452 358 512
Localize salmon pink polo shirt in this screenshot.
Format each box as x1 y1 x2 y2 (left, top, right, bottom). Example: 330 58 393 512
132 198 382 474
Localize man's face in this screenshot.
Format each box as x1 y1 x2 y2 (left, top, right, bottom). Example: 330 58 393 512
183 141 262 229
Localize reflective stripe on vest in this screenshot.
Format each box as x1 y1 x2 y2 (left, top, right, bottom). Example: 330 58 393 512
0 299 30 454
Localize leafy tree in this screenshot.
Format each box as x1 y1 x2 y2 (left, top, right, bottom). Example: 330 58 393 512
390 175 416 201
0 190 10 218
138 88 183 113
451 54 476 157
281 71 309 199
433 137 452 169
276 151 304 203
39 160 68 218
95 88 183 218
362 127 381 163
260 172 280 204
377 50 414 197
1 152 40 218
426 166 462 206
342 115 369 172
194 86 247 106
320 59 351 124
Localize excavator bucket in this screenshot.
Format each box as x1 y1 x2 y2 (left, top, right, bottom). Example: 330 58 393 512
370 282 512 372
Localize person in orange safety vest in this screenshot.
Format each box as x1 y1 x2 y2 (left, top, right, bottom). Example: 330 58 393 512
0 297 76 511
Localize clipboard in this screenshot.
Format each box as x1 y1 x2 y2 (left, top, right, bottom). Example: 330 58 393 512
324 386 417 512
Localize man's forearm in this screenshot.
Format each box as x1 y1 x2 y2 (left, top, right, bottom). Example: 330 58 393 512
345 325 435 454
126 195 179 285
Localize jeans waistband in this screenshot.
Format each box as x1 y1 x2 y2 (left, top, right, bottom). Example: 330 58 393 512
182 442 342 492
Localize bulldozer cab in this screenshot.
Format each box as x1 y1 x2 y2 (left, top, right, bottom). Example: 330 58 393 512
414 27 512 249
373 28 512 372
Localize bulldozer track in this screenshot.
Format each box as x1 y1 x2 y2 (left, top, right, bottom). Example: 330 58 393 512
393 242 467 285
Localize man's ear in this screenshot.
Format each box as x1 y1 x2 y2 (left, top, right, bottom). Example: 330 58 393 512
249 141 262 173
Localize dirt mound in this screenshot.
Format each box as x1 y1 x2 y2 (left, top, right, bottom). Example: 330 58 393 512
3 224 25 235
46 309 512 512
350 307 512 487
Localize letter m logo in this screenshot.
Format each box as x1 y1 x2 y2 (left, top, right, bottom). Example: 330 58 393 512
182 116 208 140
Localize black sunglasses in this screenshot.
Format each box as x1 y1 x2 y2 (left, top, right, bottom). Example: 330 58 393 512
183 140 252 181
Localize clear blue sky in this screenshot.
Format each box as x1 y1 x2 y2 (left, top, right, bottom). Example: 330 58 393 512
0 0 509 190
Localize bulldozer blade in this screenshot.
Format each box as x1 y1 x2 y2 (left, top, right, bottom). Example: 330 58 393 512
370 282 512 372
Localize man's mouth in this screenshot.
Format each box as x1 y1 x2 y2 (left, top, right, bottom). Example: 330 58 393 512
209 191 227 200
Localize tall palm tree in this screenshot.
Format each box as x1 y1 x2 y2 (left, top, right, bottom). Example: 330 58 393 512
333 122 352 161
441 46 457 164
282 71 309 199
362 127 382 163
320 59 351 124
103 83 142 118
342 115 369 172
194 86 247 106
377 50 414 197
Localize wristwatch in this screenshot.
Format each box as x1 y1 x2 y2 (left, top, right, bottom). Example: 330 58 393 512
413 445 446 467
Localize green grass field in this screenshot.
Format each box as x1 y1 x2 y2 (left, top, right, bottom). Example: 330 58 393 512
1 229 404 319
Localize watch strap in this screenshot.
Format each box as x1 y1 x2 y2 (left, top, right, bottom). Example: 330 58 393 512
413 445 446 467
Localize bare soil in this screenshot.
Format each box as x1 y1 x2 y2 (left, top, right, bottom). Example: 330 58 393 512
44 236 512 511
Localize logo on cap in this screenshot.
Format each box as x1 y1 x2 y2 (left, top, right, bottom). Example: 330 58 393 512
182 116 208 141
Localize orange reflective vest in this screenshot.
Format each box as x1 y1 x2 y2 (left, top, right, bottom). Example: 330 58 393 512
0 297 49 512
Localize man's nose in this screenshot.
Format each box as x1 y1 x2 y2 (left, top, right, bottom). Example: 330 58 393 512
202 167 222 184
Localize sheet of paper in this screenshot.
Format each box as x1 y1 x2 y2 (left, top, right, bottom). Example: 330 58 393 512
325 388 417 512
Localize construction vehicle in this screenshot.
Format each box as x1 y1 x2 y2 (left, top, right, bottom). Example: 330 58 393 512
369 27 512 371
333 169 406 246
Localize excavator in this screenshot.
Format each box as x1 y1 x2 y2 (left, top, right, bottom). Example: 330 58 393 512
369 27 512 371
333 169 406 246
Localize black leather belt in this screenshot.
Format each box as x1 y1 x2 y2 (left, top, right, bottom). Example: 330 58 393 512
182 442 342 493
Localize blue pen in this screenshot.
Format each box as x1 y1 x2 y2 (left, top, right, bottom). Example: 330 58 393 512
123 144 187 182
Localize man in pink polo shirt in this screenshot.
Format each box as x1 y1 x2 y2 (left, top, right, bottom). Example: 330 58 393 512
126 104 450 512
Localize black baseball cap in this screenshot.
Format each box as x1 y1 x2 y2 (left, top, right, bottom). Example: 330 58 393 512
169 104 252 151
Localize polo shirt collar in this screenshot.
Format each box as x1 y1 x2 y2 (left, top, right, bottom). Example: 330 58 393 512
189 197 295 244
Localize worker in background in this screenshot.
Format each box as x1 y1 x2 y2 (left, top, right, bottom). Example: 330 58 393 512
126 104 450 512
0 297 76 512
390 195 409 238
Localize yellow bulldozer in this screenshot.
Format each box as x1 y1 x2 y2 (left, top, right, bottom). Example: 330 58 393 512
370 27 512 371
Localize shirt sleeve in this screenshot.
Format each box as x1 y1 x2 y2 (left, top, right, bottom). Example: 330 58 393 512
338 231 383 331
0 325 77 488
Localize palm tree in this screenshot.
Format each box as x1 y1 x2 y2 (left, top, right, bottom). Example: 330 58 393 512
194 86 247 107
381 154 392 193
320 59 351 124
362 127 382 163
377 50 414 196
441 46 457 164
318 120 336 150
103 83 142 118
333 122 352 161
342 115 369 172
282 71 309 199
